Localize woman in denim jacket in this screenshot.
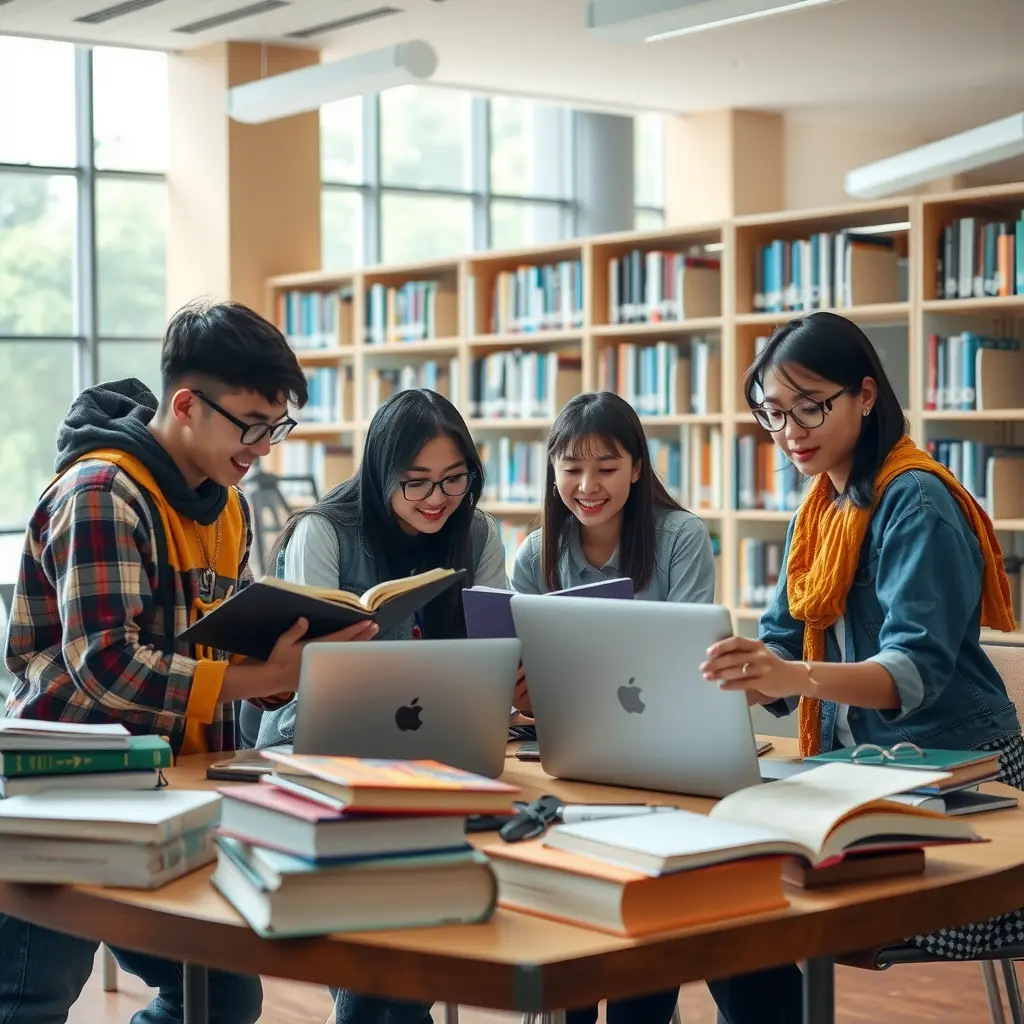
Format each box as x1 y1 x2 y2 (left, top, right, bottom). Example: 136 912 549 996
701 312 1024 1024
258 388 507 1024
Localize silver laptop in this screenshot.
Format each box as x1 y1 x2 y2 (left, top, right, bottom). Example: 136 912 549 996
509 595 762 798
292 638 522 778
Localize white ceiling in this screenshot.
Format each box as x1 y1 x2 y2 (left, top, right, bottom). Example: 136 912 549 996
3 0 1024 136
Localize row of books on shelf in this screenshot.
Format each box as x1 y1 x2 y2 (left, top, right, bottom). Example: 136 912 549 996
279 289 345 350
735 435 805 512
366 281 455 345
367 361 459 416
597 338 722 417
297 367 349 424
468 352 581 420
928 440 1024 520
938 216 1024 300
924 333 1023 411
753 232 905 314
274 443 354 503
484 260 585 335
737 537 783 610
608 249 721 325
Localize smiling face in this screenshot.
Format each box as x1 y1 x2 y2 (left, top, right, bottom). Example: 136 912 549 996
391 433 471 536
173 386 291 488
758 363 876 487
553 437 641 531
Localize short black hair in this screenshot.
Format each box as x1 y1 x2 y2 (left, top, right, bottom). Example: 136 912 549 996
743 311 906 508
161 299 308 407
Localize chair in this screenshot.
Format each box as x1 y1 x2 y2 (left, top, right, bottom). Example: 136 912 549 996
840 643 1024 1024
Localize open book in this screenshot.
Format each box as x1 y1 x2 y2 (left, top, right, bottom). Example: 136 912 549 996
463 577 634 640
545 762 983 875
179 568 466 661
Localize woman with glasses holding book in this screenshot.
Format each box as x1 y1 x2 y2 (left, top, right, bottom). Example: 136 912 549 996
257 387 507 1024
700 311 1024 1024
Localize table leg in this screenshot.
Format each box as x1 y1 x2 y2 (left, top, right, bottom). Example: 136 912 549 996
802 956 835 1024
183 962 209 1024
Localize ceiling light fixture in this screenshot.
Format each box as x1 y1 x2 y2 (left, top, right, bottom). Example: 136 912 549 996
227 40 438 124
845 113 1024 198
585 0 847 43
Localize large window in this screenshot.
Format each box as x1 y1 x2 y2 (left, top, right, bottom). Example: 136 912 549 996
0 38 168 528
321 90 665 268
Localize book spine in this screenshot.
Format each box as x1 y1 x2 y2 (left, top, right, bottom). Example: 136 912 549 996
0 745 171 778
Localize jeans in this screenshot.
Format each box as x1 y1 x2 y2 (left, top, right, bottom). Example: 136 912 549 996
707 965 803 1024
0 914 262 1024
565 989 680 1023
331 990 433 1024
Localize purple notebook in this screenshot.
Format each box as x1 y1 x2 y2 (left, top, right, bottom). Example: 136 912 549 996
462 578 634 640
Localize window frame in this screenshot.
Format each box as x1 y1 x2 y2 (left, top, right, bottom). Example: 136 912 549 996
321 93 664 268
0 44 166 530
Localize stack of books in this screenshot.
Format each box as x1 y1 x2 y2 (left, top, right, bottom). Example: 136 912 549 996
487 763 984 937
211 752 520 938
0 720 170 798
0 787 221 887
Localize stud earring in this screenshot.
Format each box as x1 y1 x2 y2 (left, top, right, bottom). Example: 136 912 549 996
863 408 871 417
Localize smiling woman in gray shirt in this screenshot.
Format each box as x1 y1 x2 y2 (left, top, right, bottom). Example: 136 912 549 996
508 391 715 1024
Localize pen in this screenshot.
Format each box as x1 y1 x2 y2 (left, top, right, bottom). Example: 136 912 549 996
558 804 679 824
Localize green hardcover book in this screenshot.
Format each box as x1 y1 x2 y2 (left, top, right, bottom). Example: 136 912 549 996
0 735 172 778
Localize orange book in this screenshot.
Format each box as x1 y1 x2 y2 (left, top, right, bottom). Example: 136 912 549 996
998 233 1014 297
488 840 788 938
259 752 520 814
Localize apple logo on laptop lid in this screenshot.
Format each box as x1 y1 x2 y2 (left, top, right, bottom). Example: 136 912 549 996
395 697 424 731
617 677 645 714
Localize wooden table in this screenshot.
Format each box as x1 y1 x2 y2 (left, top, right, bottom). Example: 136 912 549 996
2 740 1024 1024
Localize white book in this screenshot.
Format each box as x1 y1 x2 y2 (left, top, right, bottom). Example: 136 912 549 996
0 769 161 799
0 828 215 888
0 720 131 751
546 762 978 874
0 788 221 844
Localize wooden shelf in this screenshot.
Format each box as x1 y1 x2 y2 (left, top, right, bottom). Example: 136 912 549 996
265 184 1024 644
922 409 1024 421
591 319 723 336
735 302 910 325
922 297 1024 314
363 338 462 355
734 509 796 522
290 422 357 439
295 347 355 365
468 330 582 349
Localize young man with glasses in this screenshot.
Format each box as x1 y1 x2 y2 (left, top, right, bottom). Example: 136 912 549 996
1 298 376 1024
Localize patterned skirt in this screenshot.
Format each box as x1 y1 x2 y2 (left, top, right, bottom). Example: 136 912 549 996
910 733 1024 959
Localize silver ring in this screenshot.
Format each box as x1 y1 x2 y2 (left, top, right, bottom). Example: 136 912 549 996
741 662 750 676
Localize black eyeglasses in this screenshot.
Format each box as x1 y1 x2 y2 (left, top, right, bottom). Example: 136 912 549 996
751 387 847 433
398 472 474 501
194 391 297 446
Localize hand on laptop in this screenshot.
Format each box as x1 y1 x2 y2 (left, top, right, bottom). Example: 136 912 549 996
512 664 533 718
700 636 805 701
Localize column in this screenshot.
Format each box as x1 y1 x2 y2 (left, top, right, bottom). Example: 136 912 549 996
573 111 636 236
166 42 322 318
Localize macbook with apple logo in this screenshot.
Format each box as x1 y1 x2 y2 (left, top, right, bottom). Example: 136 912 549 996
290 638 522 778
509 594 762 798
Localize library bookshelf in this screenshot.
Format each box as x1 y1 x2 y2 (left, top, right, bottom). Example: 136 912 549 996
266 181 1024 646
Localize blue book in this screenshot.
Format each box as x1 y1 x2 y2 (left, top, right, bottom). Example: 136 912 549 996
462 578 635 640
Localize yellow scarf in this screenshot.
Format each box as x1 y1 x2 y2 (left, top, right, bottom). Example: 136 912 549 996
788 435 1016 756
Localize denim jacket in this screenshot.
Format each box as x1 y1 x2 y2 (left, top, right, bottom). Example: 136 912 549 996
762 469 1020 752
256 508 508 748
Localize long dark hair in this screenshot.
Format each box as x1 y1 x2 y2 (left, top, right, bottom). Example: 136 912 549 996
271 389 484 638
743 311 906 508
541 391 681 593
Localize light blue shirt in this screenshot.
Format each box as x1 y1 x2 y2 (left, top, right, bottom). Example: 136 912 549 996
510 507 716 603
